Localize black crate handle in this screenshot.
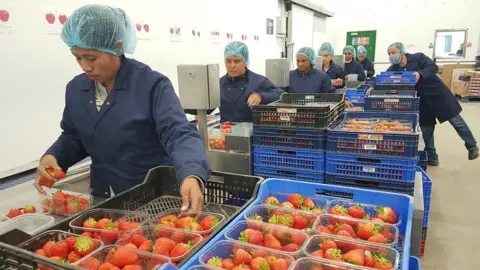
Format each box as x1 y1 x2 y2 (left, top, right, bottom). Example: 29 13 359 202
356 157 381 163
277 170 297 176
315 188 353 199
277 150 297 155
354 179 381 188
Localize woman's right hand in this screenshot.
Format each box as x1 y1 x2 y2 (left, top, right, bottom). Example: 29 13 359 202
34 155 62 194
366 87 374 94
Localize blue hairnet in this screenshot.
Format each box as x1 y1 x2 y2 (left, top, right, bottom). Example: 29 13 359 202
357 46 367 56
343 45 356 56
297 47 316 65
224 41 249 65
61 4 136 56
388 42 406 54
318 42 334 56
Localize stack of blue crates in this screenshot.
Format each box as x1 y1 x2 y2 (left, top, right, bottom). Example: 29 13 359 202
374 71 417 90
345 89 366 111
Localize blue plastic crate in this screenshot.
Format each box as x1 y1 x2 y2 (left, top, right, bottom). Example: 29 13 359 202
325 173 415 195
417 150 428 172
181 178 414 270
365 90 420 112
409 256 421 270
253 147 325 171
327 112 420 158
326 152 418 181
420 167 432 226
253 126 326 150
376 77 416 86
254 166 324 183
380 71 416 76
345 89 366 103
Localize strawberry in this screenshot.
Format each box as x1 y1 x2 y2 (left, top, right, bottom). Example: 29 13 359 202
336 224 357 238
301 197 315 210
23 205 36 214
42 240 54 257
250 257 270 270
324 248 343 261
130 233 146 248
171 231 187 243
122 265 142 270
50 241 68 257
372 252 393 269
281 243 299 252
119 220 140 231
77 197 90 210
52 191 66 206
271 258 289 270
356 223 377 240
138 240 153 252
343 249 365 266
147 258 169 269
96 218 113 229
83 217 97 228
316 225 334 234
222 258 235 269
364 251 375 267
335 231 357 251
376 206 397 224
65 236 76 250
368 233 389 244
234 248 252 265
176 216 194 229
239 229 264 245
252 249 269 258
321 239 337 252
248 214 263 222
199 215 219 230
7 208 22 218
311 249 324 258
40 177 55 188
110 247 138 267
280 202 294 208
41 199 51 212
67 251 82 263
293 215 308 230
73 236 95 256
55 205 67 215
170 242 192 258
35 249 46 257
264 233 281 249
67 200 82 214
81 232 93 238
159 214 178 224
232 265 250 270
188 221 204 232
154 224 173 238
54 169 66 180
348 205 366 219
311 206 323 215
155 238 176 252
287 193 303 208
98 263 121 270
290 233 307 246
207 256 223 267
264 197 280 205
328 205 348 216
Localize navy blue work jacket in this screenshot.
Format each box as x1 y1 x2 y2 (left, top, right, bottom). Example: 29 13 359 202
287 68 335 93
358 57 375 78
344 60 366 81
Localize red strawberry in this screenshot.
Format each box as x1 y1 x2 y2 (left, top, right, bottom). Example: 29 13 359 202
348 205 366 219
98 263 121 270
239 229 264 245
281 243 299 252
321 239 337 252
336 224 357 238
189 222 204 232
264 197 279 205
376 206 397 224
364 251 375 267
324 248 343 261
368 233 389 244
264 233 281 250
222 258 235 269
250 257 270 270
67 200 82 214
67 251 82 263
50 241 68 257
290 232 307 246
159 214 178 224
343 249 365 266
7 208 22 218
248 214 264 222
42 241 54 257
335 230 357 251
96 218 113 229
80 257 101 269
199 215 219 230
35 249 46 257
52 191 66 206
65 236 76 250
311 206 323 215
271 258 289 270
293 215 308 230
138 240 153 252
372 252 394 269
356 223 377 240
130 233 146 248
176 216 194 229
301 197 315 210
154 238 176 252
329 205 348 216
207 256 223 267
287 193 303 208
252 249 269 258
73 236 95 256
280 202 294 208
170 242 192 258
122 265 142 270
170 231 187 243
316 225 334 234
23 205 36 214
83 217 97 228
41 199 51 212
81 232 93 238
110 247 138 267
311 249 324 258
234 248 252 265
119 220 140 231
232 265 250 270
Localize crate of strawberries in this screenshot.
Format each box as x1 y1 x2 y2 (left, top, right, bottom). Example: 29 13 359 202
18 230 103 267
41 190 90 216
69 208 151 244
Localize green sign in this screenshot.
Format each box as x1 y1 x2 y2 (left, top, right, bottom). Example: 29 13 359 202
346 30 377 62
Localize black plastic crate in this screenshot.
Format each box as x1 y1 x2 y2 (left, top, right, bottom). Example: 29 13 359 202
0 166 262 269
324 173 415 196
253 126 326 150
252 93 345 129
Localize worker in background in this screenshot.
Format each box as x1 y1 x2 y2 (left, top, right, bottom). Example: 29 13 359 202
356 46 375 78
220 41 281 122
343 45 366 81
384 42 478 164
34 4 210 211
287 47 335 93
318 42 344 88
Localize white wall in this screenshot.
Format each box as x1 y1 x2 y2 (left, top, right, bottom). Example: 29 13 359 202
0 0 281 175
323 0 480 73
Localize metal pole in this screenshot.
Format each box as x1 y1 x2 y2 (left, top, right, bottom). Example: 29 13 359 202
197 109 209 149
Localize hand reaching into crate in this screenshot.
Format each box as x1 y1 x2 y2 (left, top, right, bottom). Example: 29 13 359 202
180 177 204 212
34 155 66 195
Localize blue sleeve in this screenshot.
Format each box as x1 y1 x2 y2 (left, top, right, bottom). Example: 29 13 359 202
152 77 211 185
366 60 375 77
321 74 335 93
45 87 89 171
416 53 439 80
357 62 366 81
257 77 281 104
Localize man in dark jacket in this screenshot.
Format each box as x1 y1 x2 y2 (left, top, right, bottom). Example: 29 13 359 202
386 42 478 165
357 46 375 78
343 45 366 82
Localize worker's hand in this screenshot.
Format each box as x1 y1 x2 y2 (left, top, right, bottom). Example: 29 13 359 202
34 155 61 195
247 93 262 107
345 100 354 108
365 87 374 95
180 177 204 212
414 72 420 83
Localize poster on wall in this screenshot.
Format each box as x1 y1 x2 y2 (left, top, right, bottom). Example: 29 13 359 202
346 30 377 62
225 31 235 42
134 20 151 40
190 26 201 42
210 29 221 44
266 18 274 35
169 25 182 42
43 7 70 35
0 5 15 35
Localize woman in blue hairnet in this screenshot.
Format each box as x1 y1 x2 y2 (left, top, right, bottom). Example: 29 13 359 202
33 5 210 211
384 42 478 164
356 46 375 78
343 45 366 82
318 42 344 88
220 41 281 122
287 47 334 93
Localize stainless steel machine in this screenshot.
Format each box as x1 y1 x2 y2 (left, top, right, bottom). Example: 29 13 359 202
315 56 323 69
265 58 290 88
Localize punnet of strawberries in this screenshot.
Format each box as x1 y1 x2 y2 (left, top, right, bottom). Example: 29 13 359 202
245 204 318 230
203 240 294 270
291 257 364 270
19 230 102 268
5 204 40 219
116 225 203 262
263 193 327 215
154 209 225 237
305 234 399 269
225 221 309 254
74 244 171 270
41 190 90 216
327 201 399 224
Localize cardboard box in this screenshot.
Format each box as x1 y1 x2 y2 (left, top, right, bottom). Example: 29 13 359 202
452 80 469 96
466 70 480 78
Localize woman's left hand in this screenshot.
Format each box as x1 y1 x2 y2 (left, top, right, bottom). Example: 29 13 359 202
180 177 204 212
345 100 354 108
248 93 262 107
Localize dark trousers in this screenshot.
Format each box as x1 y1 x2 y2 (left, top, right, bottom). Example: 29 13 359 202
421 114 478 161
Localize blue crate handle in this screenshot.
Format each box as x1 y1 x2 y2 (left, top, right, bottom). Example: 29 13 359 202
368 90 417 97
346 89 366 94
380 71 416 76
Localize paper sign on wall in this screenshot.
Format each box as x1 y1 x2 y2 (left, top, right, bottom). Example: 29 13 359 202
135 20 151 40
169 25 182 42
43 7 70 35
266 18 274 35
190 27 201 42
226 32 234 41
210 29 221 44
0 5 15 35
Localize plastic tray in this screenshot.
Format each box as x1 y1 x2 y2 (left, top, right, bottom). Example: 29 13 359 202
314 214 399 247
0 198 48 221
260 192 328 213
0 214 54 236
291 257 365 270
73 244 171 269
199 240 295 269
40 189 91 216
325 173 415 196
304 233 400 270
253 147 325 171
69 208 151 244
327 112 420 158
253 126 326 150
153 209 226 236
420 168 432 227
325 199 402 226
117 225 202 262
224 220 309 256
326 152 418 181
254 166 325 183
365 90 419 112
243 204 318 230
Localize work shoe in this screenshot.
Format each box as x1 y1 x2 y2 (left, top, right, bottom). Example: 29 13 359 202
428 160 439 166
469 148 479 160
